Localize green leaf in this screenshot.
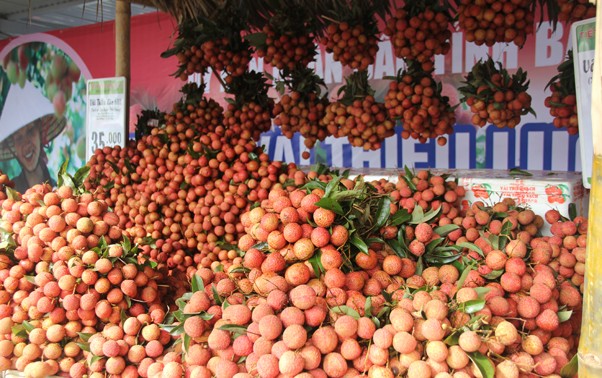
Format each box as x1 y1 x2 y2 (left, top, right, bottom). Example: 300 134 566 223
250 242 269 252
482 269 504 280
426 238 445 253
73 166 91 186
500 221 513 240
434 224 460 237
212 285 223 305
89 354 103 366
444 332 460 346
509 167 533 176
488 234 500 250
199 312 215 321
473 287 491 299
558 310 573 323
366 237 384 245
468 352 495 378
404 166 415 180
456 265 473 289
191 274 205 292
77 332 94 342
219 324 248 334
569 203 577 221
390 209 411 226
22 321 35 332
11 325 27 338
424 250 462 265
456 242 484 258
122 235 132 253
57 159 69 187
461 299 486 314
374 196 392 229
331 306 361 320
365 296 372 317
124 159 135 173
244 32 267 47
323 176 342 198
350 233 369 254
230 266 251 274
411 206 424 223
415 256 424 276
315 197 344 215
6 187 20 200
410 206 442 224
560 354 578 378
302 180 327 192
386 239 406 258
183 333 191 354
308 250 324 277
160 323 184 336
381 289 393 303
76 342 90 352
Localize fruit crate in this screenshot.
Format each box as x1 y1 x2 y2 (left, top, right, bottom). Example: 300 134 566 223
455 169 588 235
344 167 587 235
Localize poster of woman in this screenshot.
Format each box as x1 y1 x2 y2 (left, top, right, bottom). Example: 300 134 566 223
0 40 87 193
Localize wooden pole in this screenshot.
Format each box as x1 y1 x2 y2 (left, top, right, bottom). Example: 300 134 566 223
115 0 131 132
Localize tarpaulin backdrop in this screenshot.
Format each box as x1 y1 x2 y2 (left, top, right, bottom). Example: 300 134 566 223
0 12 583 178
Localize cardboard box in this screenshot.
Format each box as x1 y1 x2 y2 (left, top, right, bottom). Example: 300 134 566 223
302 166 589 236
456 170 589 235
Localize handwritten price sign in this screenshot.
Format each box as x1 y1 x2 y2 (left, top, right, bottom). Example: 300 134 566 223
85 77 127 161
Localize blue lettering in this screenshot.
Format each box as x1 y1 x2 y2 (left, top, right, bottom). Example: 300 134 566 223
414 139 436 168
520 123 578 170
486 126 516 169
448 124 477 169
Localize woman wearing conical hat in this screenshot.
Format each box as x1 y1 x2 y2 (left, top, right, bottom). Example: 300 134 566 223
0 80 66 193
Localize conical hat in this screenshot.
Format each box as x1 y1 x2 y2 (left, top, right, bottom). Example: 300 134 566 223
0 80 66 161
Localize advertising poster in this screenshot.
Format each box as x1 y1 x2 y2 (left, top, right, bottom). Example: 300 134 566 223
0 38 88 193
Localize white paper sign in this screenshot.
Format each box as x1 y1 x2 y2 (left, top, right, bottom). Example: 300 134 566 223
572 18 596 188
85 77 127 162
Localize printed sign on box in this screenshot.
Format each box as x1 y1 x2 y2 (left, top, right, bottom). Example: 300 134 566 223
457 170 588 235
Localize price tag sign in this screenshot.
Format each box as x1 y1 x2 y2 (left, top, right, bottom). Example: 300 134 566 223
85 77 127 162
572 18 596 188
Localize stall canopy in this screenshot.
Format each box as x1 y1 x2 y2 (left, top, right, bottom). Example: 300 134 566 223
0 0 156 39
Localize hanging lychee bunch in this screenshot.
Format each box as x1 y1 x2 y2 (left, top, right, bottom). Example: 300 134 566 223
455 0 535 47
223 71 274 141
324 71 395 150
545 50 578 135
165 21 208 80
383 0 453 73
249 1 318 71
320 0 389 71
557 0 596 22
164 82 224 136
384 60 455 145
162 8 251 81
459 57 534 128
273 67 330 159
